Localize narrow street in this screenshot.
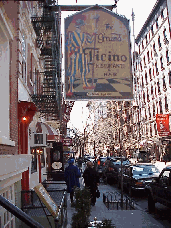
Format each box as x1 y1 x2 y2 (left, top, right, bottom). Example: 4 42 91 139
105 181 171 228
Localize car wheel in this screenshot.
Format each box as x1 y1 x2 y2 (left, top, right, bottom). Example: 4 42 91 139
148 193 155 213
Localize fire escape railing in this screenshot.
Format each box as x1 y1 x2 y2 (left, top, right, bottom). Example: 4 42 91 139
31 0 62 121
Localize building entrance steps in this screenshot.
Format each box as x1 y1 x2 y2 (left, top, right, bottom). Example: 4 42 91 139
66 179 164 228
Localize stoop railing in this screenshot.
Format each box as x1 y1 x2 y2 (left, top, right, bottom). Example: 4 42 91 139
103 191 135 210
21 181 67 228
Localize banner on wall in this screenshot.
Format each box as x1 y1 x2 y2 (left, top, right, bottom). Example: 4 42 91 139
156 114 170 137
65 5 133 100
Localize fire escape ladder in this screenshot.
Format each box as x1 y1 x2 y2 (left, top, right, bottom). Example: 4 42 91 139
31 1 61 121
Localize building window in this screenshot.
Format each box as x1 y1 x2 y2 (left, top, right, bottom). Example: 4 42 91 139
161 9 164 19
155 62 158 75
157 80 160 93
156 18 158 29
31 149 37 173
169 71 171 86
41 151 45 168
145 34 148 45
21 34 27 84
153 103 155 117
149 68 151 80
142 40 144 50
151 85 153 95
147 51 150 62
160 56 164 69
166 50 169 63
165 96 168 111
158 36 161 48
143 56 146 66
151 25 154 36
0 185 15 228
159 99 162 113
153 43 156 52
163 76 166 90
145 72 147 84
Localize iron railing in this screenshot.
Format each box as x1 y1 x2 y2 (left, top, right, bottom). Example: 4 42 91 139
103 191 135 210
0 195 44 228
21 181 67 228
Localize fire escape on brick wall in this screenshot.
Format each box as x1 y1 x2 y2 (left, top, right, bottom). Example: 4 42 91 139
31 0 62 122
31 0 75 136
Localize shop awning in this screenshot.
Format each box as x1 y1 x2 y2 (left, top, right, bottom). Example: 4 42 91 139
35 122 60 142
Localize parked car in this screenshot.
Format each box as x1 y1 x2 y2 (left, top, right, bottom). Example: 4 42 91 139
146 165 171 213
102 157 130 185
95 157 107 177
118 163 160 196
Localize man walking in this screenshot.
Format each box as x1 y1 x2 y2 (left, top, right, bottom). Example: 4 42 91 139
83 161 100 206
64 158 81 204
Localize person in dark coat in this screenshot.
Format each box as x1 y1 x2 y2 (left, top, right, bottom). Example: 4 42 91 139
83 161 100 206
64 158 81 203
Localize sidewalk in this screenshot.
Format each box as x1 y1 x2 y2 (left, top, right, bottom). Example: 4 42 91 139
66 180 164 228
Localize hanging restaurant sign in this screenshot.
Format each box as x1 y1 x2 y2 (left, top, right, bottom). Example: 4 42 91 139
156 114 170 137
65 5 133 100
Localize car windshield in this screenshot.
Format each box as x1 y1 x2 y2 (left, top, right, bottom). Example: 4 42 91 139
112 159 129 165
133 166 160 176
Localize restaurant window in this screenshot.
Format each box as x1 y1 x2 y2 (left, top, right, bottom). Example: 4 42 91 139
31 149 37 173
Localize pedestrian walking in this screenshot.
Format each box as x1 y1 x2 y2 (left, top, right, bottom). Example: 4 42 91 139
83 161 100 206
64 158 81 204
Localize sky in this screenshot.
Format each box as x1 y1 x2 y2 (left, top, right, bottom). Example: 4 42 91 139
58 0 157 132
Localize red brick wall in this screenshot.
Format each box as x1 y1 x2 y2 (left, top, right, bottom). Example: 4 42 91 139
0 1 18 155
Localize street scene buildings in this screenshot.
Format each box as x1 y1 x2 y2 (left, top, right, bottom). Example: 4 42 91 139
0 0 171 227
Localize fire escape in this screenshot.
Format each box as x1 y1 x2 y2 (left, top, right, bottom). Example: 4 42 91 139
31 0 61 121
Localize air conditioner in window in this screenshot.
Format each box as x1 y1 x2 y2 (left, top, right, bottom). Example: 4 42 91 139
30 133 47 147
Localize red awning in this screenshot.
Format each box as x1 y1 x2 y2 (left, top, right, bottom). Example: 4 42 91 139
35 122 60 142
